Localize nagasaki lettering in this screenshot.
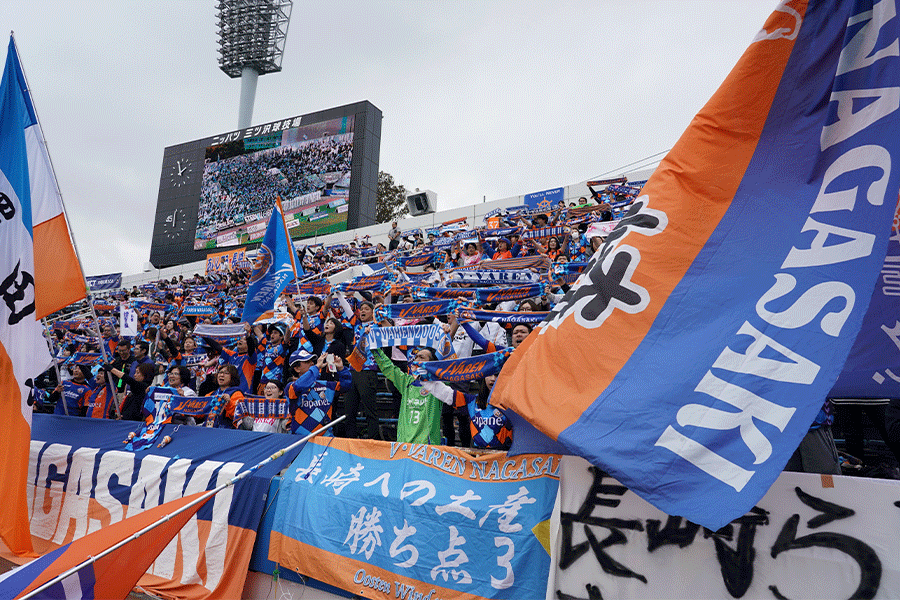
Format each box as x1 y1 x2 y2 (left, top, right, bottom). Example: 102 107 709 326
388 442 559 480
656 4 900 491
28 441 241 589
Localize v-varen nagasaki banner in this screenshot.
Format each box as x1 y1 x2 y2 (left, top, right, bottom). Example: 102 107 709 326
269 438 560 600
493 0 900 530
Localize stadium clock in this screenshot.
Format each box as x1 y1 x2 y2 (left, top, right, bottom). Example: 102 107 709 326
163 208 187 240
169 158 193 188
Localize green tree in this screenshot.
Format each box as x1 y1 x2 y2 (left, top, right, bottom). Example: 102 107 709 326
376 171 410 224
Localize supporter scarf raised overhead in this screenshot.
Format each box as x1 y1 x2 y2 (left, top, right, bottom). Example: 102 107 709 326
66 352 103 366
606 183 643 198
493 0 900 531
54 319 87 331
451 254 551 272
481 207 503 220
519 225 568 242
480 226 523 238
181 304 216 317
385 280 416 297
449 269 542 285
413 286 476 300
337 272 390 292
400 251 442 268
366 324 455 359
193 322 246 345
376 299 459 321
132 300 176 314
554 261 590 275
474 282 547 304
402 272 433 283
285 278 332 296
241 198 296 324
456 308 550 324
416 348 513 382
553 261 591 284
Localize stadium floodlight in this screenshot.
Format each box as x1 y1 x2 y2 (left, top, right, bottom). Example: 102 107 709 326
216 0 293 128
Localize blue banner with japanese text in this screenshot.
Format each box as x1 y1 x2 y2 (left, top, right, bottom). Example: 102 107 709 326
269 438 560 600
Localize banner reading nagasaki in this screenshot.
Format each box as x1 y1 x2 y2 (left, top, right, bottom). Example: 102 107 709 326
269 438 560 600
493 0 900 531
551 456 900 600
18 414 300 600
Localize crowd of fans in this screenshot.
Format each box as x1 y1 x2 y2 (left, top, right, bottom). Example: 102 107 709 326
196 137 353 237
37 190 900 475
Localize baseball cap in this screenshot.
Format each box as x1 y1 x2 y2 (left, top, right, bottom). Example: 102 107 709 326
290 349 317 365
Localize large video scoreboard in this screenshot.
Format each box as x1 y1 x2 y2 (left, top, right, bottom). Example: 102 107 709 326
150 101 381 268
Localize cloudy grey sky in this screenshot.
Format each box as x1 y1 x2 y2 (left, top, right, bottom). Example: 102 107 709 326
9 1 776 276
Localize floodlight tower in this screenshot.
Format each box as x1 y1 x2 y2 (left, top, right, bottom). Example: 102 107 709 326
216 0 293 129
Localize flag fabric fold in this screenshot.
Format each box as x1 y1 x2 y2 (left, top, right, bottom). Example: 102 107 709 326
493 0 900 530
8 39 85 318
241 197 296 324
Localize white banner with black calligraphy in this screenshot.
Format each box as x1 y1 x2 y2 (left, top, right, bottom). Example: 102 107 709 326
550 456 900 600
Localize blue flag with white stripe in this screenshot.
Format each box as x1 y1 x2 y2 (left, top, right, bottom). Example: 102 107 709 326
241 199 294 323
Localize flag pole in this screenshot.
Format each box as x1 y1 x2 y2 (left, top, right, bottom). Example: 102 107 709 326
38 321 67 415
18 415 346 600
276 195 301 285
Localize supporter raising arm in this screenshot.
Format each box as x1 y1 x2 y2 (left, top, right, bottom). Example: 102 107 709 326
419 374 512 450
372 347 444 445
48 364 95 417
208 328 257 393
460 319 532 352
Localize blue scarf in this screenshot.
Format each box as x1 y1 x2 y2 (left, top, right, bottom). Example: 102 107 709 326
450 269 541 286
233 394 290 421
401 252 442 268
338 273 391 292
377 299 458 321
414 286 476 300
417 349 512 382
366 324 455 359
285 279 332 295
181 304 216 316
456 308 549 324
474 283 547 304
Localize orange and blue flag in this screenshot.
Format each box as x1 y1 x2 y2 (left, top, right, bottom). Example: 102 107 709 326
0 491 210 600
7 37 85 319
0 36 58 556
493 0 900 530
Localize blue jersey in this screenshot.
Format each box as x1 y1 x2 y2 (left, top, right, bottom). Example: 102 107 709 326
54 380 95 416
286 366 351 437
447 390 512 450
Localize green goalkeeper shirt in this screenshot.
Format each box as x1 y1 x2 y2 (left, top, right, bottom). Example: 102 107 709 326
373 348 443 444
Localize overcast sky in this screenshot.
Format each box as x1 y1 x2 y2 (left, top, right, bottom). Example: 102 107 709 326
9 1 777 276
